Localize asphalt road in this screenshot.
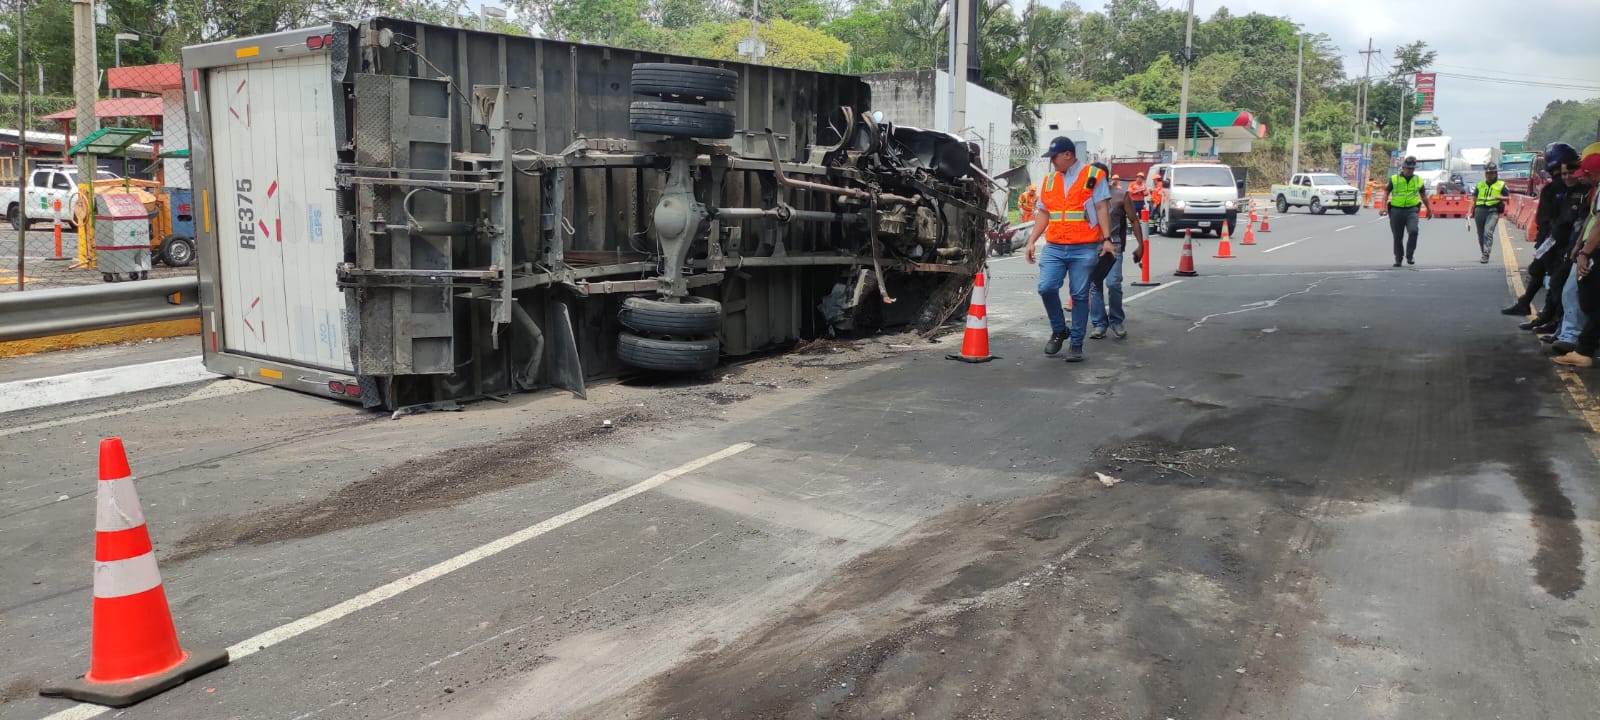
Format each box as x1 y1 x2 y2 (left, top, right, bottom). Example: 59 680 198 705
4 206 1600 720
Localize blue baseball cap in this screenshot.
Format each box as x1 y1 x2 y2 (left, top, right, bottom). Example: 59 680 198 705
1041 136 1076 158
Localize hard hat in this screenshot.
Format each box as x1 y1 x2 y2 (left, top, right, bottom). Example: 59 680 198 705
1546 143 1579 172
1136 171 1145 177
1402 156 1418 168
1485 162 1498 172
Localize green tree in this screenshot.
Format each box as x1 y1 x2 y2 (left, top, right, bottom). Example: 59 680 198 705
1526 98 1600 148
1390 40 1435 76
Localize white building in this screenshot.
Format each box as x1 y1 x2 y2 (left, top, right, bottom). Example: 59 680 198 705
1031 102 1159 184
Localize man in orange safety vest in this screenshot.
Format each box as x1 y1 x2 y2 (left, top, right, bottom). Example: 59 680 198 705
1025 136 1116 363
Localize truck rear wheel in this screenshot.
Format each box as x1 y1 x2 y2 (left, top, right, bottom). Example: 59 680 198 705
1275 195 1288 214
619 295 722 336
630 101 736 140
631 63 738 103
618 332 721 373
6 204 27 231
160 235 196 267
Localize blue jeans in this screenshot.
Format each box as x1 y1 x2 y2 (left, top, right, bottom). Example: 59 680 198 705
1090 249 1124 328
1037 242 1099 345
1559 267 1587 344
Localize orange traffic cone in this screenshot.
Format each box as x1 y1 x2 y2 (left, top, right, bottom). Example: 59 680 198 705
40 439 228 707
1140 204 1150 223
1249 209 1258 224
947 272 997 362
1258 214 1272 233
1241 222 1256 246
1214 223 1236 259
1175 230 1199 277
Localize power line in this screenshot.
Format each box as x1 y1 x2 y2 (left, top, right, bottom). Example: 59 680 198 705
1432 62 1597 84
1432 71 1600 92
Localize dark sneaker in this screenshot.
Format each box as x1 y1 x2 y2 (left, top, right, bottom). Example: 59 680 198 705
1407 257 1415 265
1535 322 1559 334
1111 324 1127 339
1553 340 1577 354
1393 259 1402 267
1045 332 1067 356
1501 303 1530 316
1541 334 1558 344
1520 319 1548 331
1065 345 1085 362
1481 252 1490 264
1089 327 1107 340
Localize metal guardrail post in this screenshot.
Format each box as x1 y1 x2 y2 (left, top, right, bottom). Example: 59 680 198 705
0 276 199 341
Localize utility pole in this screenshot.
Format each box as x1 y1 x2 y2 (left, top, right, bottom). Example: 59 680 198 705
1290 35 1303 177
952 0 969 134
15 0 26 290
1397 75 1409 146
71 0 99 179
1355 38 1378 145
1176 0 1195 158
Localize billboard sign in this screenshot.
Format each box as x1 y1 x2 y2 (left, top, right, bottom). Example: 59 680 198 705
1414 73 1436 112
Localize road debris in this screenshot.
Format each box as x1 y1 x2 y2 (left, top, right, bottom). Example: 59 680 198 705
1096 472 1123 487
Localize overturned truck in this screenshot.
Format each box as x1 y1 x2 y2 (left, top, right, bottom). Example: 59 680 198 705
182 18 994 410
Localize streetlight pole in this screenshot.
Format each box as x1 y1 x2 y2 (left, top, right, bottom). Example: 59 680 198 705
479 6 505 31
1176 0 1195 158
113 32 138 98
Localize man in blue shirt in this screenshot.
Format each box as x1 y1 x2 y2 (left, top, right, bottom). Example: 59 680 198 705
1025 136 1115 362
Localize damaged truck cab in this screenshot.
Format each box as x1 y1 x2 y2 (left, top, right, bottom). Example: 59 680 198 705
182 18 994 411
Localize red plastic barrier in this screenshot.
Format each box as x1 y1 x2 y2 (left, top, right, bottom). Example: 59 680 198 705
1430 194 1472 219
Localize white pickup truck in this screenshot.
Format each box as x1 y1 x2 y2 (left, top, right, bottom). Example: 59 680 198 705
1270 172 1361 215
1 165 123 230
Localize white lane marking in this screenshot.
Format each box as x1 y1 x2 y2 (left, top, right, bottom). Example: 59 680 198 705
1262 236 1313 253
1335 224 1355 232
1124 279 1185 303
0 380 263 439
0 356 217 415
40 442 756 720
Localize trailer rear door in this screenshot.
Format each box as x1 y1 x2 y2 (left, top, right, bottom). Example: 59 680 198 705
206 53 350 371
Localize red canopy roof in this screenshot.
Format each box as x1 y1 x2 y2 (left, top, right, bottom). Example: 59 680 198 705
108 63 183 93
41 97 164 122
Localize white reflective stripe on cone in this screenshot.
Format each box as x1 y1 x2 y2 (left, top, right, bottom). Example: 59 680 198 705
966 315 987 329
96 477 146 532
94 552 163 599
970 285 987 306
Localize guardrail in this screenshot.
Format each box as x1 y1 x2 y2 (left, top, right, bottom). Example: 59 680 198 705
0 277 200 342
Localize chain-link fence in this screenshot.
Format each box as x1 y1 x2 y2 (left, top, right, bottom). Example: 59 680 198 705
4 39 194 293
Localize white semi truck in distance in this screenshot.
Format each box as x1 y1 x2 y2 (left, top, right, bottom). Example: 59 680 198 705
1405 136 1456 193
1461 147 1502 172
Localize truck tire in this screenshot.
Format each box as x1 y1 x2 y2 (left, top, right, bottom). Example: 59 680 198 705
619 295 722 336
160 235 196 267
6 204 28 231
618 332 720 373
1342 206 1359 215
1310 197 1324 215
631 63 738 103
1275 195 1289 214
630 101 736 140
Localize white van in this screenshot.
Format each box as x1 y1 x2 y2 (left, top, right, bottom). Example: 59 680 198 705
1147 162 1242 237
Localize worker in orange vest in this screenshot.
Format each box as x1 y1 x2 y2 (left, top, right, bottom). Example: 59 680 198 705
1017 183 1039 222
1128 172 1148 220
1147 170 1166 229
1365 178 1380 207
1025 136 1116 363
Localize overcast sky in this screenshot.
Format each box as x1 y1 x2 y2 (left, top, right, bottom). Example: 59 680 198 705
1086 0 1600 150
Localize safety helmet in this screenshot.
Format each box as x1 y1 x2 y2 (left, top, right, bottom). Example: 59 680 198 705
1402 156 1417 168
1546 143 1579 172
1485 162 1498 172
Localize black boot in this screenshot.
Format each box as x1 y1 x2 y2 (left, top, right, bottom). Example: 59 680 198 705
1501 301 1531 316
1045 331 1067 356
1520 316 1551 331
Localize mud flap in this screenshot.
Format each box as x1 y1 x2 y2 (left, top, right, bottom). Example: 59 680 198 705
549 303 587 400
